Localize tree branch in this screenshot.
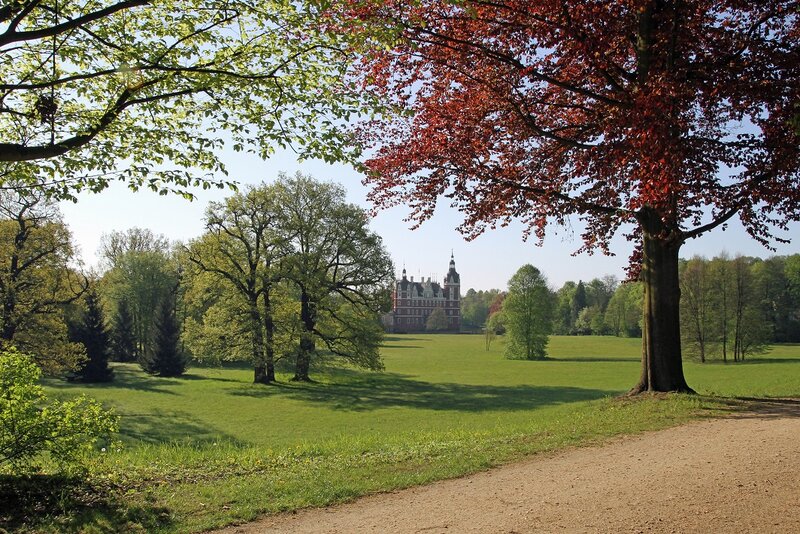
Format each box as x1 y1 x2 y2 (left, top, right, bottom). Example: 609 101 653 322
0 1 150 47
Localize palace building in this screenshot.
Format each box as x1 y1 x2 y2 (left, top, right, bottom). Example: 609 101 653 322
384 254 461 333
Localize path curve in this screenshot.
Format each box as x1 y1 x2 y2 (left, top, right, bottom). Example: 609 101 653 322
215 399 800 534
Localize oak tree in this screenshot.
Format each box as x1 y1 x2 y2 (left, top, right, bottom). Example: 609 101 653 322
341 0 800 392
186 184 288 383
277 173 393 381
0 189 86 372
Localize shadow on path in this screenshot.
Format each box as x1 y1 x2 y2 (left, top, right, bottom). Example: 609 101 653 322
715 397 800 420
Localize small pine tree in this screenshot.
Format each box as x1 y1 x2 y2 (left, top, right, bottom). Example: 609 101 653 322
112 298 136 362
141 294 187 377
72 289 113 382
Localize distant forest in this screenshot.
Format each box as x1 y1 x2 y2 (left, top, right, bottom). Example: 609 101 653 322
463 254 800 361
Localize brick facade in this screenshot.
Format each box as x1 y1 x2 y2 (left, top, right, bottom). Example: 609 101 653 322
385 254 461 333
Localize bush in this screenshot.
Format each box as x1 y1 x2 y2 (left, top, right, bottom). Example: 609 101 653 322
0 347 118 475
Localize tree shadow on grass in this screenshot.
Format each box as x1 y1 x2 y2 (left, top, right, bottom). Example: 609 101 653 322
736 357 800 365
548 357 640 362
118 408 242 445
178 372 241 383
381 336 424 349
229 368 615 413
0 474 172 533
46 365 242 395
688 357 800 365
383 336 426 342
44 364 181 395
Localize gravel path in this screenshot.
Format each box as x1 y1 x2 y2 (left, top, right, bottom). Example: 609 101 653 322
215 399 800 534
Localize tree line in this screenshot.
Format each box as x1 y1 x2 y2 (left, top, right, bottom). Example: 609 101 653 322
464 253 800 362
679 255 800 362
0 173 393 384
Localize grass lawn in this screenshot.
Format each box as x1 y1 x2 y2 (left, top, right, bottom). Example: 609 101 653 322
12 335 800 532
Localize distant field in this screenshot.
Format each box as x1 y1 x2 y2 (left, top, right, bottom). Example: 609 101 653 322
33 335 799 532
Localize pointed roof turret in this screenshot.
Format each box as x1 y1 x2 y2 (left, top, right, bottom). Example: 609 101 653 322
446 252 459 284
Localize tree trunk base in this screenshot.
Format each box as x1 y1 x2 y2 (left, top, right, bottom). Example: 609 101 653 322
253 376 274 385
254 365 273 385
291 375 313 383
254 377 279 385
626 384 696 396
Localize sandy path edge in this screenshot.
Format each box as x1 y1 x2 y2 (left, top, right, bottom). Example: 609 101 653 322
213 399 800 534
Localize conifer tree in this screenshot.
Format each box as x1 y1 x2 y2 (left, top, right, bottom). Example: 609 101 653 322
142 294 187 377
111 298 137 362
72 289 113 382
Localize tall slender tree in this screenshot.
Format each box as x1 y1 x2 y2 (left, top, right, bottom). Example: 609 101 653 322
502 265 554 360
680 258 712 362
570 281 588 334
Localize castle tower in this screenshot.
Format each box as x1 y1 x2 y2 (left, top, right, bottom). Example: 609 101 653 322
443 252 461 330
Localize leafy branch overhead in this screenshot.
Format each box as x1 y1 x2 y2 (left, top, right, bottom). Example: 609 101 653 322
342 0 800 253
0 1 364 198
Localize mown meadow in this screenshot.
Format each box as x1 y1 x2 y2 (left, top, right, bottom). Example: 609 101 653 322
11 335 800 532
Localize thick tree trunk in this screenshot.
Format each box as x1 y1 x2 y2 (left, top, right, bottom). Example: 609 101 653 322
249 298 270 385
263 291 276 383
253 362 269 383
630 210 694 394
0 304 16 341
293 289 314 382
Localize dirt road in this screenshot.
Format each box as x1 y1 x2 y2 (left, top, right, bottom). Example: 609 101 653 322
216 399 800 533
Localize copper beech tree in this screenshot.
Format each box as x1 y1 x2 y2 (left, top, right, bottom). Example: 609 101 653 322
338 1 800 393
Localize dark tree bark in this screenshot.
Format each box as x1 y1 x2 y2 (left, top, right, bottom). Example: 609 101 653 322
630 209 694 394
249 297 270 385
263 290 276 383
293 289 314 382
0 222 24 342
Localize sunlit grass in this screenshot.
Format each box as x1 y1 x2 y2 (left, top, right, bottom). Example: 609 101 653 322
22 334 800 532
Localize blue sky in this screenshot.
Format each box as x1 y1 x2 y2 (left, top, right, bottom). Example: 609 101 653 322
60 148 800 291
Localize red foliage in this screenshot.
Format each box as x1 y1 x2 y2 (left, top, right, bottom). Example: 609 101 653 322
338 0 800 260
488 292 506 316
